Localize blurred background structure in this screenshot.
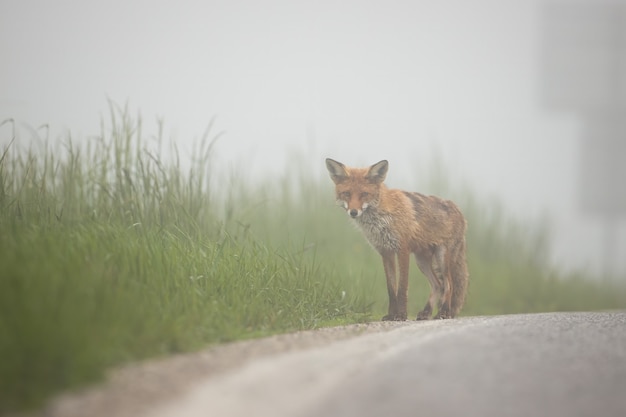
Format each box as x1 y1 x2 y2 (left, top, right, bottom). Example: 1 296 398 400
1 0 625 280
541 1 626 278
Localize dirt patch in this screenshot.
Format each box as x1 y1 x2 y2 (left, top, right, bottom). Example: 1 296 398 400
32 321 412 417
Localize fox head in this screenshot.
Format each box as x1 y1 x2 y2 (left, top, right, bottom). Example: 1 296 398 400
325 158 388 218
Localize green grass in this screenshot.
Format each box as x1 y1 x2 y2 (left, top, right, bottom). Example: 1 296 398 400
1 107 624 413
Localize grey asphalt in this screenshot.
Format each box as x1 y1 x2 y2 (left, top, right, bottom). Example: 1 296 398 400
147 312 626 417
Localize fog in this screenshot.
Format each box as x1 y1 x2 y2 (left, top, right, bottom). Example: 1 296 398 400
1 0 625 279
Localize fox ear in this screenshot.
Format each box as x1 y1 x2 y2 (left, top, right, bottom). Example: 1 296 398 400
366 160 388 183
325 158 349 184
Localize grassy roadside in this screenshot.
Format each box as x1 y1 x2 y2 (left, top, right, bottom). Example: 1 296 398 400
1 110 624 413
0 111 369 413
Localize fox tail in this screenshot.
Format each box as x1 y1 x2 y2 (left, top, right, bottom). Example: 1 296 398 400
450 236 469 317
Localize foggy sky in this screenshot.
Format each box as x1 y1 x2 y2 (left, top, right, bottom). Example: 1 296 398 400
1 0 625 278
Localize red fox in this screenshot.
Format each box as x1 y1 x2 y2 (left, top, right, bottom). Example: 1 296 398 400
325 158 469 321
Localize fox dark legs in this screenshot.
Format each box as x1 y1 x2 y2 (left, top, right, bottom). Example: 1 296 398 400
396 249 410 321
381 252 398 321
415 252 441 320
433 246 454 319
414 246 455 320
381 250 409 321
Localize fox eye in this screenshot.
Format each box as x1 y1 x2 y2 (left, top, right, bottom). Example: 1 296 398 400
340 191 351 199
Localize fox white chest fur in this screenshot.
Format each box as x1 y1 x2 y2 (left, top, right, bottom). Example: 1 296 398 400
354 207 400 252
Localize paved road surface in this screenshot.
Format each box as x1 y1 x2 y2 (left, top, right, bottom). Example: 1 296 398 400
145 312 626 417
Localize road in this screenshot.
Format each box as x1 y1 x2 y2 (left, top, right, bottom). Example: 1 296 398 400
143 311 626 417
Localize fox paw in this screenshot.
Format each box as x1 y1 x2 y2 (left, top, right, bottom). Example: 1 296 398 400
433 311 453 320
416 310 431 320
382 313 407 321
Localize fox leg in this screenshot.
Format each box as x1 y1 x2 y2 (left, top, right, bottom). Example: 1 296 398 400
395 248 410 321
415 252 441 320
433 246 453 319
381 251 399 321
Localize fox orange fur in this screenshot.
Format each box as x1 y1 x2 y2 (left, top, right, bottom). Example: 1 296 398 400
325 158 469 321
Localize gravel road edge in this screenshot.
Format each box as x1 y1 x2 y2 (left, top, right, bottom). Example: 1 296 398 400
33 321 414 417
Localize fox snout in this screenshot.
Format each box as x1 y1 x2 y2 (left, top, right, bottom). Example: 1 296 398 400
340 201 364 218
347 202 369 218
